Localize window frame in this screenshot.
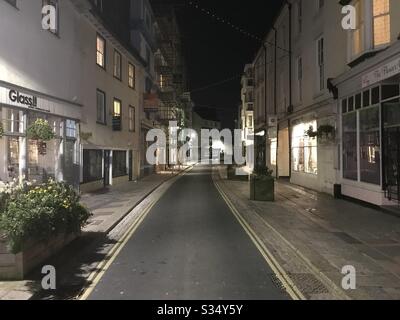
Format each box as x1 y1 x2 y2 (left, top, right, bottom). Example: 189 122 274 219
113 49 122 81
316 36 325 92
113 98 122 131
96 33 106 69
128 63 136 89
96 89 107 125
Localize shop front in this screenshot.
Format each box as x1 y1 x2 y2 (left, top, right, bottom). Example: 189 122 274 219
0 82 82 189
334 42 400 206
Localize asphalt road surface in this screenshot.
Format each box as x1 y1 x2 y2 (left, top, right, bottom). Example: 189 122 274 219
88 165 289 300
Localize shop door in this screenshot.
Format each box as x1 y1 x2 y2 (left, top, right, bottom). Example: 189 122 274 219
383 99 400 202
104 150 111 187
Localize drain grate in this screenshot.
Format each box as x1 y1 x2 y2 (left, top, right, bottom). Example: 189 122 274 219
288 273 329 297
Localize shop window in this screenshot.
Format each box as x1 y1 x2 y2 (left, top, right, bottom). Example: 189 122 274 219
355 93 362 109
4 108 22 133
343 113 358 181
348 96 354 112
360 107 381 185
382 84 400 101
112 151 127 178
363 90 370 107
7 137 19 180
292 121 318 175
371 86 380 104
270 138 277 166
83 149 103 183
66 120 77 138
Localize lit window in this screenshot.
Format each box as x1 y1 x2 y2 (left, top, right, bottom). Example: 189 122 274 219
292 121 318 175
373 0 390 47
270 138 277 166
96 34 106 68
113 99 122 131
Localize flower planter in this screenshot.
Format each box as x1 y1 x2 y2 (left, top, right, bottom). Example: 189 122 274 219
250 174 275 202
0 233 77 281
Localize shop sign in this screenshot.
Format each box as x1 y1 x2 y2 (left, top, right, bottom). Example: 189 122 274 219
362 57 400 88
9 89 38 107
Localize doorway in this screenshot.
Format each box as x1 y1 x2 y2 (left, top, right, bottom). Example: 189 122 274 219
383 99 400 202
104 150 111 187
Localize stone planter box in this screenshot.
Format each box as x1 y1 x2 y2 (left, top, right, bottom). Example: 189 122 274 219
0 233 77 281
227 166 249 181
250 174 275 202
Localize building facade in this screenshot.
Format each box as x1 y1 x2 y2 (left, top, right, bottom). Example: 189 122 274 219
0 0 83 189
239 64 255 162
333 0 400 206
251 0 348 194
71 0 144 192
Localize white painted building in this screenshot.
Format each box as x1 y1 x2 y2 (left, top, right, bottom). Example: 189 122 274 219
71 0 144 192
0 0 83 188
333 0 400 206
0 0 145 192
252 0 348 194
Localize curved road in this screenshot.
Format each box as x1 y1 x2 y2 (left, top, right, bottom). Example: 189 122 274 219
88 165 288 300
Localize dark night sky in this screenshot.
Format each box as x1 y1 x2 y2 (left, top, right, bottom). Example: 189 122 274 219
151 0 284 128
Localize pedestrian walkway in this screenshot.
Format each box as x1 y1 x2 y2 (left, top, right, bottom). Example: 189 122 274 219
213 166 400 300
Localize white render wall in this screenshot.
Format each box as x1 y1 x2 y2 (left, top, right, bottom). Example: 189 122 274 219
0 0 83 103
75 7 144 183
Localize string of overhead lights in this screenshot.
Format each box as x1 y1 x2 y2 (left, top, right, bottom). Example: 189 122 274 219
186 0 291 54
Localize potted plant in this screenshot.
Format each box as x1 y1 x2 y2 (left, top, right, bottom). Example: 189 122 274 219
27 119 55 155
250 166 275 201
305 124 335 141
0 122 4 138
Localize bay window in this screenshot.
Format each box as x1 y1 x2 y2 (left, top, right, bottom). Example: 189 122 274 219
350 0 391 60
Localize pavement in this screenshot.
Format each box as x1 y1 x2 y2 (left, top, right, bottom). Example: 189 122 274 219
87 165 289 300
0 166 190 300
214 166 400 300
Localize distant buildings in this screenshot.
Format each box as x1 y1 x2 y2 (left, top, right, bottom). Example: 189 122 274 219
247 0 400 207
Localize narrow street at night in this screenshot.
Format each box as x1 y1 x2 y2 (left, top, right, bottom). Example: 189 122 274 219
87 165 288 300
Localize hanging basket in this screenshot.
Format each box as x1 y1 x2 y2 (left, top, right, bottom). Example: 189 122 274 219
27 119 55 142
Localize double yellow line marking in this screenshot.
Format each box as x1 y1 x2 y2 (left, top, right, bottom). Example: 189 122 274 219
213 180 306 301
